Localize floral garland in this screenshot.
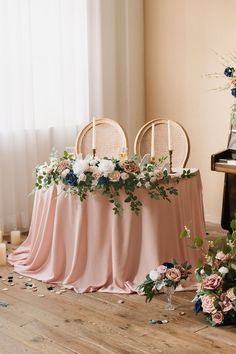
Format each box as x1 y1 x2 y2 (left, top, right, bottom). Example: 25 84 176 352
181 219 236 326
34 151 194 215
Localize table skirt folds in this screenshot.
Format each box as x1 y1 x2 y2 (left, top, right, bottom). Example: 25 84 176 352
8 174 206 293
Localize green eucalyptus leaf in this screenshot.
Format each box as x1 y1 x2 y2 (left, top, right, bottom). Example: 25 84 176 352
180 229 188 239
193 236 203 248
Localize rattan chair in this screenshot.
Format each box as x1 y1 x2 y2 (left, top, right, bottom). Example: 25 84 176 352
134 119 189 168
75 118 128 159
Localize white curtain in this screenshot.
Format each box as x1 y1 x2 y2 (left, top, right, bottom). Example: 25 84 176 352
0 0 90 232
0 0 145 233
87 0 145 147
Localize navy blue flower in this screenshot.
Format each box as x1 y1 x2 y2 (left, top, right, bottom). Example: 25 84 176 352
98 176 109 186
224 67 235 77
162 262 174 269
64 171 78 186
194 298 202 314
231 88 236 97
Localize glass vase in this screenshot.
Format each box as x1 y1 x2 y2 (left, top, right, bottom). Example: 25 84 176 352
164 286 175 311
231 102 236 129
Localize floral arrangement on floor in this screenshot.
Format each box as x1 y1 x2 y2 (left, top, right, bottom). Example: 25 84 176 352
181 219 236 326
34 151 194 215
138 259 192 302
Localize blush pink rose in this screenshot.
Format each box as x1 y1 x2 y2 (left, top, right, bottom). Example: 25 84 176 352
108 171 121 182
220 293 234 313
122 160 140 173
201 295 217 314
212 311 224 325
78 173 86 182
120 172 129 180
174 264 188 277
166 268 181 282
154 168 164 180
215 251 231 262
58 160 70 173
90 166 102 180
202 274 223 290
226 288 236 302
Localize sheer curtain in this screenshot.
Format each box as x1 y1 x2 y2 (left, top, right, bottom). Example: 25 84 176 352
0 0 145 233
87 0 145 147
0 0 89 232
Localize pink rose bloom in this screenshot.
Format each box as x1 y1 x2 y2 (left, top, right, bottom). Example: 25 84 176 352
174 264 188 278
202 295 217 314
166 268 181 282
226 288 236 302
122 160 140 173
58 160 70 173
78 173 86 182
108 171 121 182
90 166 102 180
215 251 231 262
220 293 234 313
156 265 167 274
154 168 164 180
212 311 224 325
120 172 129 180
202 274 223 290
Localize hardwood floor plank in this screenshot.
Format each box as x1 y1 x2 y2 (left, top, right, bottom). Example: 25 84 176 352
0 227 235 354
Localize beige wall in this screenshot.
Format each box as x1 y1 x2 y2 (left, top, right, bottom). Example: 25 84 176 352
144 0 236 223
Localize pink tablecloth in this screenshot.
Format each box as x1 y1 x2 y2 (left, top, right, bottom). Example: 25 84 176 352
8 173 206 293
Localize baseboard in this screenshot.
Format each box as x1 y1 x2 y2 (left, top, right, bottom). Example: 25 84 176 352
204 213 221 225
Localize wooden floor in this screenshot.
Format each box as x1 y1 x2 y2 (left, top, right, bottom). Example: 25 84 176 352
0 225 235 354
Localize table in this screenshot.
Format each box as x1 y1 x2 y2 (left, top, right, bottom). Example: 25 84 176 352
8 171 206 293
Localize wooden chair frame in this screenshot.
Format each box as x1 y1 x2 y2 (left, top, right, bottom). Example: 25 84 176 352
75 118 128 158
134 119 190 167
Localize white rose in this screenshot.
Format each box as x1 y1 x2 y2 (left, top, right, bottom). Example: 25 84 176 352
149 269 161 281
89 159 98 166
46 165 53 173
150 176 157 183
73 159 89 175
61 168 70 178
78 173 86 182
98 159 115 176
120 172 129 180
200 269 205 275
145 182 151 189
137 182 142 188
218 266 229 275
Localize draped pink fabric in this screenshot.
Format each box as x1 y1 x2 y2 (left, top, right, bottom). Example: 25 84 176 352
8 173 206 293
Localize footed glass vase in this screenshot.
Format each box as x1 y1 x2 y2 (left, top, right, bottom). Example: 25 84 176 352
231 102 236 129
164 286 175 311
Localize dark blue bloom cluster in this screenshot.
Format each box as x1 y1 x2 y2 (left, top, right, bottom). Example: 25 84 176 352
64 171 78 186
162 262 174 269
194 297 202 314
231 88 236 97
97 176 109 186
224 67 235 77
